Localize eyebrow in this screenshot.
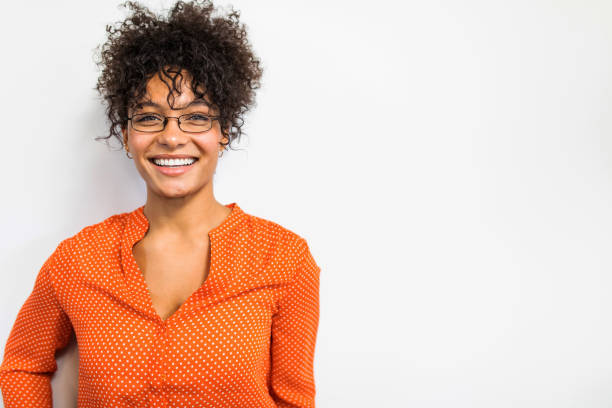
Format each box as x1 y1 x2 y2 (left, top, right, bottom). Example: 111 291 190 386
133 99 211 109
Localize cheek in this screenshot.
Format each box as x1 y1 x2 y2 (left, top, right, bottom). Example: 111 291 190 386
130 138 152 154
193 133 222 150
126 128 149 152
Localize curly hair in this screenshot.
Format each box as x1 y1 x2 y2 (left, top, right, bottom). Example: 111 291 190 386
94 0 263 151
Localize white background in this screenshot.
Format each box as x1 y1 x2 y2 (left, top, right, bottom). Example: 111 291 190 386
1 0 611 407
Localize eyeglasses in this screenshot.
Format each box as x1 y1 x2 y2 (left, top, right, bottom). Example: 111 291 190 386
127 112 220 133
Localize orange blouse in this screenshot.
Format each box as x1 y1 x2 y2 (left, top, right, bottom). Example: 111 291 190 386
0 203 320 408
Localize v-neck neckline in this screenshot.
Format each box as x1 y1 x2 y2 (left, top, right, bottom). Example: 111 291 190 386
120 202 246 325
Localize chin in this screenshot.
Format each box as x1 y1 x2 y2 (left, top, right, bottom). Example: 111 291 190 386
148 183 193 199
163 188 194 198
163 191 190 198
145 175 209 199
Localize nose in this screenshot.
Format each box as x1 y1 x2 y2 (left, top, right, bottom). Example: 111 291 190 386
157 116 189 148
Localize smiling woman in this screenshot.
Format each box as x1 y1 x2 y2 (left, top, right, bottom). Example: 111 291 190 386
123 70 227 197
0 1 321 408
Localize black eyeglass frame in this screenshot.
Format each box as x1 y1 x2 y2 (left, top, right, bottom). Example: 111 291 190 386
127 112 221 133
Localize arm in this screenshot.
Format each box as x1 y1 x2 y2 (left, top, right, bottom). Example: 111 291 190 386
269 238 321 408
0 240 74 408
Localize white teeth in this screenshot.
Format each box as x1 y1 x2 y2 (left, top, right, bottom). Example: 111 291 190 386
152 158 196 167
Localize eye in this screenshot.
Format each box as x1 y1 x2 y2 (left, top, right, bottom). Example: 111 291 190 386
133 113 163 123
183 113 211 123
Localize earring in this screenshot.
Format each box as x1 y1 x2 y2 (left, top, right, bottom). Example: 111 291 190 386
218 149 224 158
124 138 133 159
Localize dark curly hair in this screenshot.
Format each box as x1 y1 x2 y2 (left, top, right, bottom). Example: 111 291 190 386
94 0 263 151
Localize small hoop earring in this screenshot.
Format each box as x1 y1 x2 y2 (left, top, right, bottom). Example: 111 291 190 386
124 139 133 159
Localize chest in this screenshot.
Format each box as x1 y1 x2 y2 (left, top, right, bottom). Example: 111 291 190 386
132 236 211 321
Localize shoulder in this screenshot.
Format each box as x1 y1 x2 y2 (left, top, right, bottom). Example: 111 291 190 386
53 208 134 257
239 209 313 263
239 210 320 292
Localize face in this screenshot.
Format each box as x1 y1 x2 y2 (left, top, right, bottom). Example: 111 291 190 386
122 70 228 200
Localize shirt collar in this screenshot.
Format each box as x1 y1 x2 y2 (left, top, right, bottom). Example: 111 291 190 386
129 201 246 242
121 202 246 276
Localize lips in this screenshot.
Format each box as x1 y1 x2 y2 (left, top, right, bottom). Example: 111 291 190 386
149 154 199 159
149 157 198 166
148 157 198 176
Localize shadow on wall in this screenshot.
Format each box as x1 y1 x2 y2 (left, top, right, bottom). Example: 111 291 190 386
52 332 78 407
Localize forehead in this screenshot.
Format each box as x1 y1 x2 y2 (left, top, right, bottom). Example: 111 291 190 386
133 69 213 110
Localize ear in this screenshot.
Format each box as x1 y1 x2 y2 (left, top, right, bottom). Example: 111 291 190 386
221 124 230 144
121 126 128 146
223 122 232 141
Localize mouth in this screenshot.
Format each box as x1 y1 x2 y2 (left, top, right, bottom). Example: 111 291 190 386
148 157 199 167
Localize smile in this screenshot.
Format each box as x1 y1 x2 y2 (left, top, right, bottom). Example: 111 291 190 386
149 158 198 167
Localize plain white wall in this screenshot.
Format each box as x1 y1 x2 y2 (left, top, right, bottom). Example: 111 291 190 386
1 0 611 407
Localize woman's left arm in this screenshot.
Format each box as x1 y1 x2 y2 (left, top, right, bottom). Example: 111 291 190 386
269 238 321 408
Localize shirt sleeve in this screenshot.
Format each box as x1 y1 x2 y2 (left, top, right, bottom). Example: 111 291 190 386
269 238 321 408
0 240 74 408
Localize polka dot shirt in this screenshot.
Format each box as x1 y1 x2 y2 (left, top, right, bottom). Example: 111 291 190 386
0 202 320 407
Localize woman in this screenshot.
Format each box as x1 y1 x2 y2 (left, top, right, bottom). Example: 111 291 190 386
0 1 321 407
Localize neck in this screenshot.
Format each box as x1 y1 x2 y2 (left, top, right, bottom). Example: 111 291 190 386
142 184 230 241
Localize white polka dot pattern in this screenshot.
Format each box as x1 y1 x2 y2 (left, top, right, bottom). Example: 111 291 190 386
0 203 320 408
